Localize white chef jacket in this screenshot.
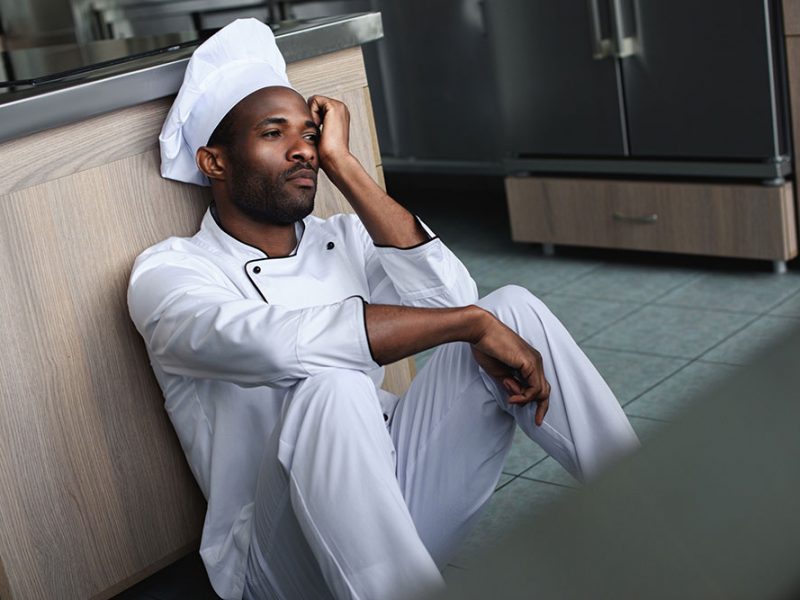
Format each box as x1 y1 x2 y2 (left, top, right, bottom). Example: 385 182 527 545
127 205 478 600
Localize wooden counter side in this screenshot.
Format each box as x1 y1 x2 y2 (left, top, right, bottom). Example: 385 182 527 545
784 0 800 36
0 45 408 600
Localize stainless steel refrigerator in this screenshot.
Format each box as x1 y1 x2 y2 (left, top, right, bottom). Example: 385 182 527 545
485 0 791 182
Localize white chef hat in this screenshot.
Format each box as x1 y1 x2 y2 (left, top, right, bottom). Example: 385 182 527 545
159 18 294 186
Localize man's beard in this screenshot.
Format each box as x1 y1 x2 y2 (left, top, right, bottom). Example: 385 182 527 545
230 162 316 225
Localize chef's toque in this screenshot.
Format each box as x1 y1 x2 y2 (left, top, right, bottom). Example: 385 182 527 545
159 18 294 186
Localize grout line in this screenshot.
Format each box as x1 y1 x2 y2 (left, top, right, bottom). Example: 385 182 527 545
495 474 518 491
513 455 552 479
572 302 647 344
516 474 579 490
766 287 800 316
626 414 671 424
574 272 720 347
649 300 765 317
579 342 695 362
648 270 708 300
619 358 696 408
694 357 747 368
692 313 763 362
575 303 650 345
545 264 606 294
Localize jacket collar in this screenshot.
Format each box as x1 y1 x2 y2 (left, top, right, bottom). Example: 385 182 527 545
196 203 305 261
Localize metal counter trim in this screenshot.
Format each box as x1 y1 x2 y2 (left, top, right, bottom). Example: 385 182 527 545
0 12 383 143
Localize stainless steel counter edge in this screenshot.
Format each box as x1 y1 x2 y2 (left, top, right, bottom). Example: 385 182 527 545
0 12 383 144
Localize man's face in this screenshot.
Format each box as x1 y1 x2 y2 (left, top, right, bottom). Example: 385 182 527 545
223 86 320 225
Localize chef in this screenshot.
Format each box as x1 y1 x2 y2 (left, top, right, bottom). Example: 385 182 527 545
127 18 640 600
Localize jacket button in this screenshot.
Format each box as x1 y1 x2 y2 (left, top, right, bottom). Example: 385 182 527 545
327 241 335 250
253 266 261 274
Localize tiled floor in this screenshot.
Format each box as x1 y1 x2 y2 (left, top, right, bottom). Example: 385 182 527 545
401 175 800 584
115 174 800 598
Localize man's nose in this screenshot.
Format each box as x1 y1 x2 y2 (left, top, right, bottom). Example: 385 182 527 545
288 137 315 163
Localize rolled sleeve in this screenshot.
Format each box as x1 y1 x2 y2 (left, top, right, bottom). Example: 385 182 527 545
297 295 378 374
364 216 479 307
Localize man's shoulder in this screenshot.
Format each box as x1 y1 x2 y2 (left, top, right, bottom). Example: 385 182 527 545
130 229 221 279
134 230 205 259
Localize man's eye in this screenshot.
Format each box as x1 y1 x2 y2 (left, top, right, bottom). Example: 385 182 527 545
305 133 320 143
262 130 280 138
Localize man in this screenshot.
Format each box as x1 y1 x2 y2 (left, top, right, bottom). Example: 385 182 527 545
128 18 639 600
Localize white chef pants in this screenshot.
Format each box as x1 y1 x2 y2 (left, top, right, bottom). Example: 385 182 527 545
243 285 639 600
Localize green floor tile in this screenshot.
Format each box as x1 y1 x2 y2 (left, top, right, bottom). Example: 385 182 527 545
628 415 668 442
450 478 569 568
582 346 688 405
468 252 600 295
496 473 515 490
503 427 548 475
624 361 737 421
655 271 800 314
702 315 800 365
543 294 641 342
521 457 580 488
769 288 800 318
583 304 750 359
555 264 700 303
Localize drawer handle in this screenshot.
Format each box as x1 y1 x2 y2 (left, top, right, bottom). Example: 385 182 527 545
612 211 659 224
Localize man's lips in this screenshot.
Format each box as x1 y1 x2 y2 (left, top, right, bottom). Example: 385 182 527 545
286 169 317 187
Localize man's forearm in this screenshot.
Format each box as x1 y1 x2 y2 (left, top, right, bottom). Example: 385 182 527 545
365 303 489 365
365 299 552 422
325 154 430 248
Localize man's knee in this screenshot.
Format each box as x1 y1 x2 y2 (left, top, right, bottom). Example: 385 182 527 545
290 369 381 424
295 368 375 394
478 284 548 321
280 369 391 471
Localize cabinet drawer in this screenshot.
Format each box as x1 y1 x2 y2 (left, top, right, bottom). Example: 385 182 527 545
505 177 797 260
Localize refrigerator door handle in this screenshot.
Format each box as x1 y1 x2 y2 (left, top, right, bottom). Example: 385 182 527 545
610 0 637 57
588 0 614 59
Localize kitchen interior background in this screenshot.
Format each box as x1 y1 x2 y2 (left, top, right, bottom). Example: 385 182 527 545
3 1 800 598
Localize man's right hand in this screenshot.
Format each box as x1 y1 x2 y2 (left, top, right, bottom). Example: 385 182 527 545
469 312 551 426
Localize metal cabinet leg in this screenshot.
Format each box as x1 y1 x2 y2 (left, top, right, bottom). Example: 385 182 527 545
773 260 788 274
542 243 555 257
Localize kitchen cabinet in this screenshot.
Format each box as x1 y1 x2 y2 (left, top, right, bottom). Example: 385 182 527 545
496 0 798 269
0 28 405 600
506 178 796 261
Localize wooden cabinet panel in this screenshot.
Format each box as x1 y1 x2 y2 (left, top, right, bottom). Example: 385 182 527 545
0 46 406 600
786 37 800 195
506 177 797 260
784 0 800 36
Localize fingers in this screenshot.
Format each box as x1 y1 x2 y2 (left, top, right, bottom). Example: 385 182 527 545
307 95 349 126
473 326 551 426
307 95 325 127
504 356 551 427
534 397 549 427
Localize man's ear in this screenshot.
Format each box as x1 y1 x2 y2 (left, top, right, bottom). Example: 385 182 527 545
196 146 227 181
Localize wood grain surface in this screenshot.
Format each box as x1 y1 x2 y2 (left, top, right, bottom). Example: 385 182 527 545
0 45 409 600
784 0 800 36
505 177 797 260
0 46 367 197
0 151 209 600
786 37 800 199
